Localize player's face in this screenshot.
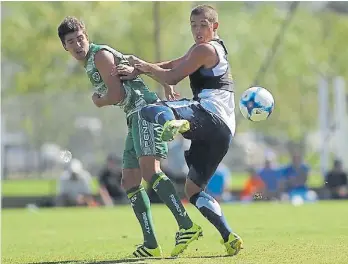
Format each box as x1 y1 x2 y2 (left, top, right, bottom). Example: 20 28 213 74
190 14 218 44
64 30 89 61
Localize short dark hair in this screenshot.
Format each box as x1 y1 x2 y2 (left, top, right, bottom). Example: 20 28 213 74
191 5 218 23
58 16 87 45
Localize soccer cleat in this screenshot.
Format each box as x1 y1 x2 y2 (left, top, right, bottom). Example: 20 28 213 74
132 244 162 258
221 233 243 256
161 120 190 142
171 223 203 257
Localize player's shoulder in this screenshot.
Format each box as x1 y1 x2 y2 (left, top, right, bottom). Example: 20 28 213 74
191 43 216 56
95 44 124 63
94 48 115 64
95 48 112 56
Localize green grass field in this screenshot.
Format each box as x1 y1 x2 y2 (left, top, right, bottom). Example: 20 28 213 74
1 173 324 196
2 201 348 264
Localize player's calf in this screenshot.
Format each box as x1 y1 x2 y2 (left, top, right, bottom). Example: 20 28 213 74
186 174 243 255
126 185 159 250
148 172 203 257
149 172 193 230
189 191 243 255
140 104 176 126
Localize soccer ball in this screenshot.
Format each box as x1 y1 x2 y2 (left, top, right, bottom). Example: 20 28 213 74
239 87 275 122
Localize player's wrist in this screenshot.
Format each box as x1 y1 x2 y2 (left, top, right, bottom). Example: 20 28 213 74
134 68 142 76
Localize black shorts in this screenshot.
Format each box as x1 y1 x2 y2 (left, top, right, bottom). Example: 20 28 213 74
163 99 232 187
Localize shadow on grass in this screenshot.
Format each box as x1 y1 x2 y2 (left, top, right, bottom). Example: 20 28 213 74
28 255 232 264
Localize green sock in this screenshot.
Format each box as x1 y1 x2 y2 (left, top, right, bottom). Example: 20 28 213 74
127 185 158 249
150 172 193 230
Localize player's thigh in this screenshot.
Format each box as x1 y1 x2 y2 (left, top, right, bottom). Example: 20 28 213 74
122 134 142 190
132 111 168 166
165 101 216 140
123 129 140 170
186 137 230 189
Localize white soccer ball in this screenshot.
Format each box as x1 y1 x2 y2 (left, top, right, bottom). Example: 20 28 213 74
239 87 275 122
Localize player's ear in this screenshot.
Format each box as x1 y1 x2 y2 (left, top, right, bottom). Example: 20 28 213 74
213 22 219 31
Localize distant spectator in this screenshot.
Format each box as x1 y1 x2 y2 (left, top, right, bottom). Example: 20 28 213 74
56 159 96 207
98 154 126 206
240 168 265 202
258 159 280 200
326 159 348 199
206 164 233 202
279 154 317 202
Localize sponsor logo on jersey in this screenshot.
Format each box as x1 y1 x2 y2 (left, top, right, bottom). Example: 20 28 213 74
142 120 150 148
92 72 101 82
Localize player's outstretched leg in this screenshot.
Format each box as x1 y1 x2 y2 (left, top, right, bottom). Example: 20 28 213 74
148 172 203 257
186 179 243 256
126 185 162 258
141 104 190 142
189 191 243 255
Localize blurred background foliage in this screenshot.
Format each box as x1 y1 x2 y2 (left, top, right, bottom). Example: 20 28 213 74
2 1 348 141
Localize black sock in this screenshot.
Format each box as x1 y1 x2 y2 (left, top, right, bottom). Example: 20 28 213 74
190 191 232 242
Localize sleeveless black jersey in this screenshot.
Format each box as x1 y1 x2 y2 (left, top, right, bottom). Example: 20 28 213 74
189 39 234 100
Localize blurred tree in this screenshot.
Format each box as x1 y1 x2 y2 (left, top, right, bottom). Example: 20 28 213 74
1 1 348 143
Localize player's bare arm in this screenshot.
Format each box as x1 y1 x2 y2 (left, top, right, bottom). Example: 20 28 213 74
155 44 195 69
112 45 194 78
92 50 125 108
143 71 180 101
133 44 217 85
155 54 188 70
112 62 180 100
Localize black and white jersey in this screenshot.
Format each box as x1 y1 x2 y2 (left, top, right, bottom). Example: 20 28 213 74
189 39 236 136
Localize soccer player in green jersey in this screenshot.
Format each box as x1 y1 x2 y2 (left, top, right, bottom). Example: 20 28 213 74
57 16 202 258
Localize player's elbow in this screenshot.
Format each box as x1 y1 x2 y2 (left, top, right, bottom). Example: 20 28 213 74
108 95 122 105
166 71 183 85
107 90 124 105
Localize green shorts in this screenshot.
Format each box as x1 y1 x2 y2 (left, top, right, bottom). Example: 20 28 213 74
123 111 168 169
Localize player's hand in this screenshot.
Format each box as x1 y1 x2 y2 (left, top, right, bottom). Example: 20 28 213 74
127 56 151 73
164 84 180 101
134 61 151 73
110 64 139 80
111 64 134 76
127 55 143 66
